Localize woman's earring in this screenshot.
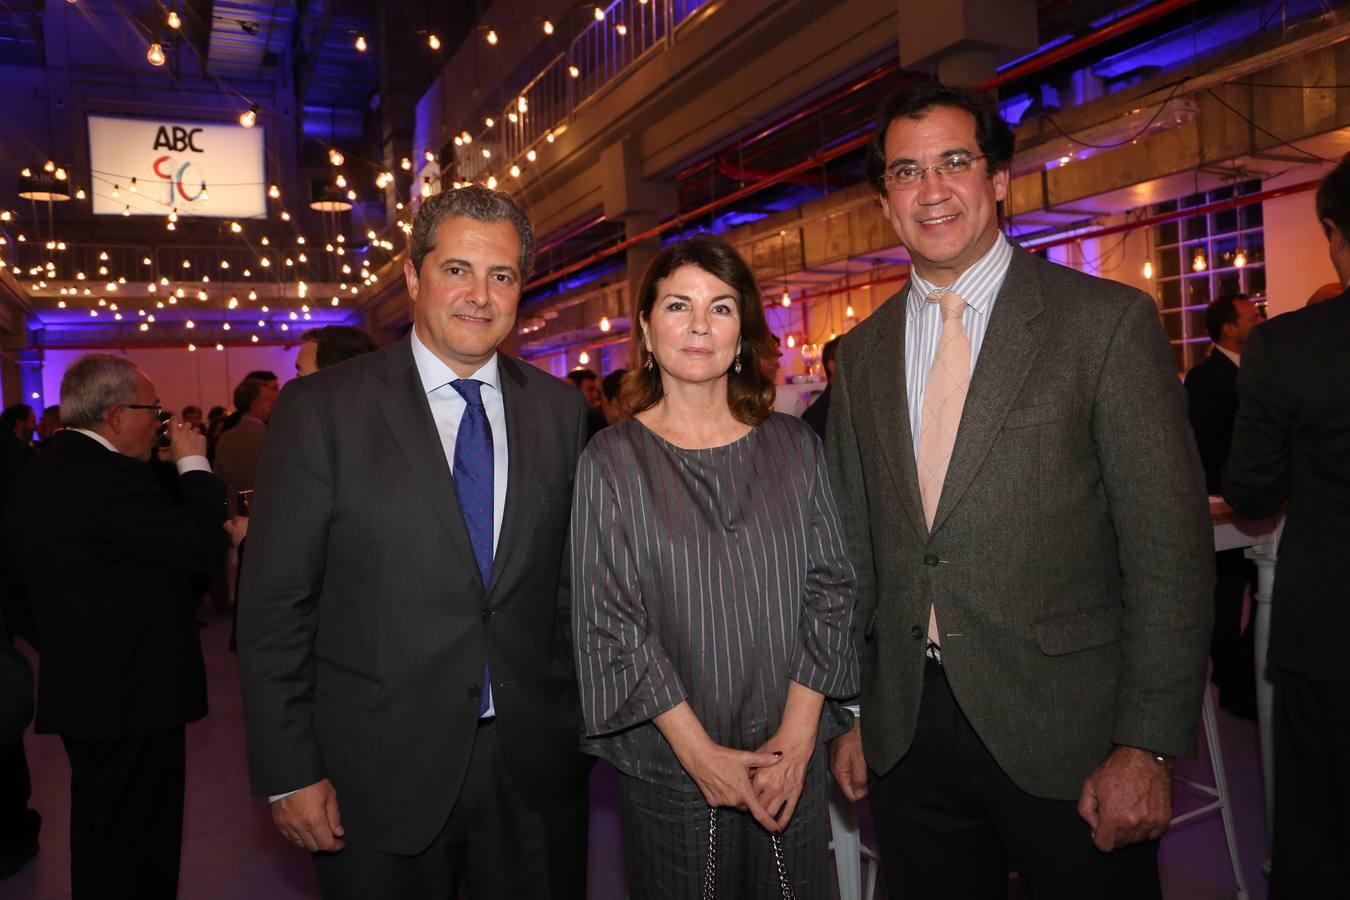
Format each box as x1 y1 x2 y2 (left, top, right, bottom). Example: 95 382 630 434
733 356 742 375
645 351 654 371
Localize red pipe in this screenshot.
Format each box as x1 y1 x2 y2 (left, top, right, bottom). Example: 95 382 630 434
534 212 608 256
525 0 1200 295
982 0 1198 91
716 156 833 185
1027 179 1320 252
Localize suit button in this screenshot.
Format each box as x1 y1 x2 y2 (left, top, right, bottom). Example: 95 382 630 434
467 684 481 699
911 625 924 641
481 608 493 622
924 554 940 567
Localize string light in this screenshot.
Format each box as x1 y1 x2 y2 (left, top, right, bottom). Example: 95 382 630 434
239 104 258 127
517 96 528 113
147 41 166 66
425 150 435 163
355 34 367 52
428 33 441 50
594 6 605 20
1192 249 1208 272
486 29 498 45
845 304 856 318
526 149 537 162
486 175 498 189
166 10 181 29
599 316 611 332
400 157 412 170
786 334 796 349
485 117 495 128
543 19 554 34
461 132 472 145
616 23 627 35
568 64 580 78
328 148 344 166
579 351 590 365
1142 259 1154 280
75 188 86 200
509 164 520 178
1233 249 1247 268
268 184 280 199
781 290 791 307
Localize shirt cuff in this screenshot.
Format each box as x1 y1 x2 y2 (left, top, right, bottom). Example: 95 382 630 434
843 703 860 717
269 790 299 803
175 455 210 476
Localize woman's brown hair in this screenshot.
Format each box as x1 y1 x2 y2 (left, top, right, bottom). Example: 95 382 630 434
621 234 780 425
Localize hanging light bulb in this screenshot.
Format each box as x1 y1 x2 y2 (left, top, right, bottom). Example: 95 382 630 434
786 334 796 349
1233 249 1248 268
43 160 54 172
400 157 412 171
166 9 181 29
328 148 344 166
579 351 591 365
526 149 537 162
1192 249 1208 272
485 117 495 128
111 184 120 198
846 304 856 318
335 174 348 188
425 150 435 163
509 164 521 178
428 33 441 50
1142 259 1154 280
268 184 280 199
147 41 166 66
280 210 291 221
481 148 492 159
239 104 259 127
517 96 528 113
508 112 518 124
461 132 472 145
75 188 86 199
594 6 605 20
568 64 580 78
354 33 367 52
616 23 627 35
420 179 432 198
486 175 498 190
543 19 554 35
599 316 611 332
781 290 791 307
485 29 498 45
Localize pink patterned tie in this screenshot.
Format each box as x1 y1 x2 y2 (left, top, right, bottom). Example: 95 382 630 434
916 288 970 644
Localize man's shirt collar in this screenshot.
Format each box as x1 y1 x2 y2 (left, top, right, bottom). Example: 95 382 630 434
410 325 501 394
907 232 1013 319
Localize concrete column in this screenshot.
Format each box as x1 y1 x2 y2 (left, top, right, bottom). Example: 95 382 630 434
600 137 677 347
897 0 1038 86
18 350 44 410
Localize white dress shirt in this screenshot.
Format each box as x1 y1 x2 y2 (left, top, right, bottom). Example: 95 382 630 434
1215 344 1241 368
67 427 211 475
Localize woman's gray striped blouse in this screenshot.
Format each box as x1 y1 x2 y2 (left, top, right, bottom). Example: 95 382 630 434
571 412 858 790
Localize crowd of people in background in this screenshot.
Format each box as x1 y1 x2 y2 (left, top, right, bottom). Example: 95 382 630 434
0 78 1344 900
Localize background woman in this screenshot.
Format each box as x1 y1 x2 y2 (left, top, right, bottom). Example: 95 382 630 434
571 234 858 899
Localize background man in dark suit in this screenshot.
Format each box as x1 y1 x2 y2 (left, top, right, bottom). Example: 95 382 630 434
1224 154 1350 899
239 185 591 899
799 335 839 440
1185 293 1264 719
825 81 1212 898
6 353 226 898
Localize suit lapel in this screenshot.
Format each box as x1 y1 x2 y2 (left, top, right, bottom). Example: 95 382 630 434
929 245 1047 534
376 336 482 581
486 355 530 599
861 285 929 541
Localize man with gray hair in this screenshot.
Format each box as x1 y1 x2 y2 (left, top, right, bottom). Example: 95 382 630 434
240 186 591 898
5 353 226 898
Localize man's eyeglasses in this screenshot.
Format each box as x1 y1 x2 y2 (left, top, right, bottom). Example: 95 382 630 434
124 403 164 418
881 153 989 191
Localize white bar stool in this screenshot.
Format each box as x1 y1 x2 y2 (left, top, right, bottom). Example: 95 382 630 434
828 784 879 900
1170 687 1250 900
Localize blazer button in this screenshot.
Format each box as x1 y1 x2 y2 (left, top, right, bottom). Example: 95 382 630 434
911 625 924 640
467 684 481 699
481 608 493 622
924 553 940 567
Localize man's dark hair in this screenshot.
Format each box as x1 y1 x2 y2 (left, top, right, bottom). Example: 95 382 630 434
601 369 628 402
181 404 202 418
1 404 33 428
865 80 1016 193
566 369 598 389
42 405 59 417
243 370 278 384
311 325 377 368
821 336 840 370
1205 293 1250 344
1316 152 1350 243
207 406 226 421
232 378 269 414
408 184 535 278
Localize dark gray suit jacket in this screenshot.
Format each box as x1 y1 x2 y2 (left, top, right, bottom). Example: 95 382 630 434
826 244 1214 800
238 336 590 854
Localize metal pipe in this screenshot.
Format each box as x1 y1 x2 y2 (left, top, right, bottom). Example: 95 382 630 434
525 0 1200 295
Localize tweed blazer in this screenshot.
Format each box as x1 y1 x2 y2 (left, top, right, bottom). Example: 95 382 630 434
825 243 1214 800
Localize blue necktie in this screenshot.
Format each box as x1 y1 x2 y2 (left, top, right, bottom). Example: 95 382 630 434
451 379 493 716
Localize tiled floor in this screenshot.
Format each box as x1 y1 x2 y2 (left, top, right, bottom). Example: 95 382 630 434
0 613 1269 899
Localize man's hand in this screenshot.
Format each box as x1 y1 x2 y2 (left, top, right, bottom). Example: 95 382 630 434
272 778 345 852
828 719 867 801
166 416 207 463
224 516 249 547
1077 745 1172 851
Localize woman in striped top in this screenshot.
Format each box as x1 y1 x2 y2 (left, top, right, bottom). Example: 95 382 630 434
571 235 858 899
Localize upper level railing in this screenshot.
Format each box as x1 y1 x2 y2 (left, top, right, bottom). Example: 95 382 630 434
453 0 709 184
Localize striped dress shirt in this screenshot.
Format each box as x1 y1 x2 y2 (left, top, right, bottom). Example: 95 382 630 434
905 232 1014 457
571 414 859 790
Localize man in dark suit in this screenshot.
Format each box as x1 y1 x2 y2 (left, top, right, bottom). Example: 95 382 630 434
1224 154 1350 898
825 81 1212 897
799 336 839 440
1185 293 1264 719
6 353 226 898
239 185 591 899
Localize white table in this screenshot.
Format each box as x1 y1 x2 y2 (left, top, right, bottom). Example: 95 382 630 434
1210 497 1281 846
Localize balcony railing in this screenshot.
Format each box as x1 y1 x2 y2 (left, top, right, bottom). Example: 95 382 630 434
454 0 708 184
